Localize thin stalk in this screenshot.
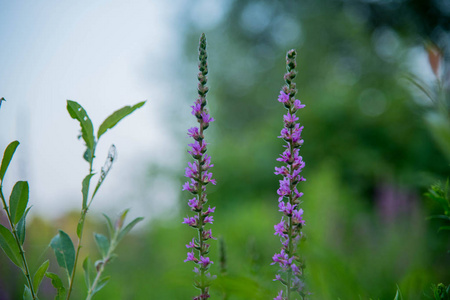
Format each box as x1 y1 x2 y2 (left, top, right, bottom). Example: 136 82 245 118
286 104 295 300
0 188 37 299
66 160 94 300
86 235 117 300
197 130 207 295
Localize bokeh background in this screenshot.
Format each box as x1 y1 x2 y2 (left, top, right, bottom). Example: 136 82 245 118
0 0 449 299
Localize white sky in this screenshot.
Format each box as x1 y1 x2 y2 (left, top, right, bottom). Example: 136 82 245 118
0 0 212 221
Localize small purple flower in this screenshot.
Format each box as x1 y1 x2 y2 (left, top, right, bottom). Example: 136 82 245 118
277 91 290 104
199 256 213 268
188 141 207 158
188 198 202 211
274 219 287 238
202 229 216 240
182 215 198 227
191 102 202 117
204 206 215 215
277 177 291 201
283 112 299 127
274 290 284 300
188 127 202 140
293 99 305 110
278 201 296 216
186 238 197 249
201 112 214 124
184 251 197 263
204 215 214 224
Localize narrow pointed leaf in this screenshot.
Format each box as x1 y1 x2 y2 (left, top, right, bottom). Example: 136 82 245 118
66 100 95 151
45 272 66 300
116 209 129 231
0 224 22 267
50 230 75 277
97 101 146 140
9 181 29 224
23 285 32 300
394 285 403 300
76 218 84 239
94 233 109 258
91 276 110 296
17 207 31 245
82 174 95 209
117 217 143 243
83 256 94 289
102 214 114 239
33 260 49 293
0 140 19 183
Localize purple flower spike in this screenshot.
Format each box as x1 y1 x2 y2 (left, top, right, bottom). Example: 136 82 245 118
183 33 216 300
272 49 308 298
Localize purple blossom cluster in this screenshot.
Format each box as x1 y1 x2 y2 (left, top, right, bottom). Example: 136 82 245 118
272 49 308 299
182 33 216 300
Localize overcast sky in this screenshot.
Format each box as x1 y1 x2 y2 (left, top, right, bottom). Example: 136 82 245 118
0 0 215 221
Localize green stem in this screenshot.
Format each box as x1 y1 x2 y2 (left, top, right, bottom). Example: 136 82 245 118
86 235 117 300
0 188 37 299
66 160 94 300
197 136 207 296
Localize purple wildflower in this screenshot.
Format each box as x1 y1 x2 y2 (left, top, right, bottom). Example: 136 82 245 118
274 290 284 300
272 49 308 298
184 251 197 263
183 33 216 300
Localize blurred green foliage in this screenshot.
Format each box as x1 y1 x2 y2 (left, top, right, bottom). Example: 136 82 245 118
1 0 450 299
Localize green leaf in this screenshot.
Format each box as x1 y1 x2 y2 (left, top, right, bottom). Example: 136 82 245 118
23 285 32 300
17 207 31 245
91 276 110 297
82 174 95 209
0 224 22 267
394 284 403 300
50 230 75 277
9 181 29 225
97 101 146 140
0 140 19 183
117 217 143 243
94 233 110 258
76 218 84 239
102 214 114 239
33 260 49 293
83 148 93 163
83 256 94 289
45 272 66 300
66 100 95 151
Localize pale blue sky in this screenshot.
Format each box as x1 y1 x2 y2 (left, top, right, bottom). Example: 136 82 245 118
0 0 204 219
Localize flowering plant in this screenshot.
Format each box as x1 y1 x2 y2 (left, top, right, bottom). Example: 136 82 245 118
182 33 217 300
272 49 308 300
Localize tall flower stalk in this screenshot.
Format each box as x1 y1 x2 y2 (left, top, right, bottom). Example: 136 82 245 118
272 49 308 300
182 33 216 300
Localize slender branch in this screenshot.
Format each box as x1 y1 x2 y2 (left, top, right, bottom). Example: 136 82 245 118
66 161 94 300
86 236 116 300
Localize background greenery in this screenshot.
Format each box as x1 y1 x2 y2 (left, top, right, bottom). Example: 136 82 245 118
1 0 449 299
